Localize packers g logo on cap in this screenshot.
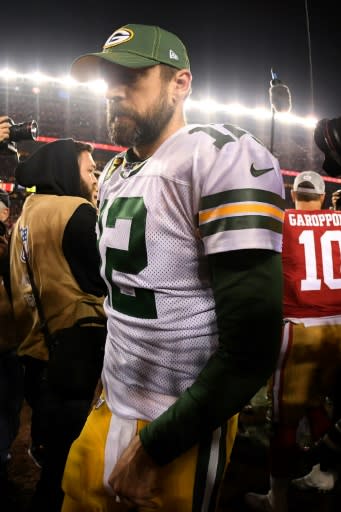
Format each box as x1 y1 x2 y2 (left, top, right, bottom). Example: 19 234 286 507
104 28 134 49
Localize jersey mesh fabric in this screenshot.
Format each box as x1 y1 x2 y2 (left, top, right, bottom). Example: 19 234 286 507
98 123 285 420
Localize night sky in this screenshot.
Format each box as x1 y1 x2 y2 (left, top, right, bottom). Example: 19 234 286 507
2 1 340 119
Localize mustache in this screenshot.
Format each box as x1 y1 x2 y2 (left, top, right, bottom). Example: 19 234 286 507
107 103 135 120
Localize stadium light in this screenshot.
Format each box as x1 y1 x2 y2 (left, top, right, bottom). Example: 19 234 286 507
85 79 108 95
274 112 317 128
0 67 318 129
26 71 52 84
0 68 18 81
59 75 78 88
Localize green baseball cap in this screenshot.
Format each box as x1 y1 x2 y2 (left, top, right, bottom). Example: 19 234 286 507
71 24 190 81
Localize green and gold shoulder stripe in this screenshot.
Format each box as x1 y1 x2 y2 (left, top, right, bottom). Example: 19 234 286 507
199 188 285 237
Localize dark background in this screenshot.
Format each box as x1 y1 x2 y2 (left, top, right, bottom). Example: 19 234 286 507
1 1 340 119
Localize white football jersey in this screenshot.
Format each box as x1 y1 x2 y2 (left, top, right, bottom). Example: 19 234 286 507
97 123 285 421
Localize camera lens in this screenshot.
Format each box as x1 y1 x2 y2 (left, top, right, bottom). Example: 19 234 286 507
9 120 39 142
30 120 38 140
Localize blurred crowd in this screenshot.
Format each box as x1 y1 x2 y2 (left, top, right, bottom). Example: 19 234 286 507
0 76 325 172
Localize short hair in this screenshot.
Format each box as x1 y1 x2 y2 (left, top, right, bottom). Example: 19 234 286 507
160 64 192 99
295 191 323 202
160 64 178 82
74 141 94 156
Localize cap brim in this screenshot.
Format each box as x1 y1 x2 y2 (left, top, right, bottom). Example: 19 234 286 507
71 52 160 82
294 187 324 194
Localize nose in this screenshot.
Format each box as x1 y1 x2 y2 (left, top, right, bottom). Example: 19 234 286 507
105 84 125 100
105 85 122 100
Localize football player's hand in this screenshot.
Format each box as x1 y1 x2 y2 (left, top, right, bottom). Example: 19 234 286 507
108 434 160 508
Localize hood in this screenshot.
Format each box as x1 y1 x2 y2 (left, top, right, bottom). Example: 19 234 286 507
15 139 81 196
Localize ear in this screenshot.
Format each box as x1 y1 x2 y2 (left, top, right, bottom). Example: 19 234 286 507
290 190 295 203
173 69 192 97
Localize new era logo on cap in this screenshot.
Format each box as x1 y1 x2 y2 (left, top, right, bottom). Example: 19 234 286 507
169 49 179 61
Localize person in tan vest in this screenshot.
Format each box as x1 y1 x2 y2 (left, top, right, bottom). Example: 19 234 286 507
10 138 107 512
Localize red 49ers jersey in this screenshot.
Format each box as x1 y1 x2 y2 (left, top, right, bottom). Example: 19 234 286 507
283 209 341 318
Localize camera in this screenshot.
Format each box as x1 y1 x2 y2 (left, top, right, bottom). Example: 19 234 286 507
314 117 341 177
0 117 39 180
8 117 38 143
0 117 39 157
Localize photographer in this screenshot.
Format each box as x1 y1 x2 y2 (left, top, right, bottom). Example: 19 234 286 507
0 115 37 193
0 114 39 501
0 116 11 143
0 115 37 149
0 192 23 505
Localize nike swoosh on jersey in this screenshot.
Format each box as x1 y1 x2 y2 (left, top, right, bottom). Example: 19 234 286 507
250 163 274 177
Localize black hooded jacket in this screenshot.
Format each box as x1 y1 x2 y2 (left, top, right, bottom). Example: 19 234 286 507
15 139 105 296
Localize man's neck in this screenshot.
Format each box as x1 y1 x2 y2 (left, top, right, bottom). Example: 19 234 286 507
295 200 324 211
133 111 186 160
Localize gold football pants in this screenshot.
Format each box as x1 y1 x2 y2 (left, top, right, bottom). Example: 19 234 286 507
272 320 341 425
62 398 238 512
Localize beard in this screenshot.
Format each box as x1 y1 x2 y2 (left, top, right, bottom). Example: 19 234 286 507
106 90 175 148
79 178 94 203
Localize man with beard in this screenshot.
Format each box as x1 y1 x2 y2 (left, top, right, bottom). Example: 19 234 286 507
61 24 285 512
10 139 107 512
